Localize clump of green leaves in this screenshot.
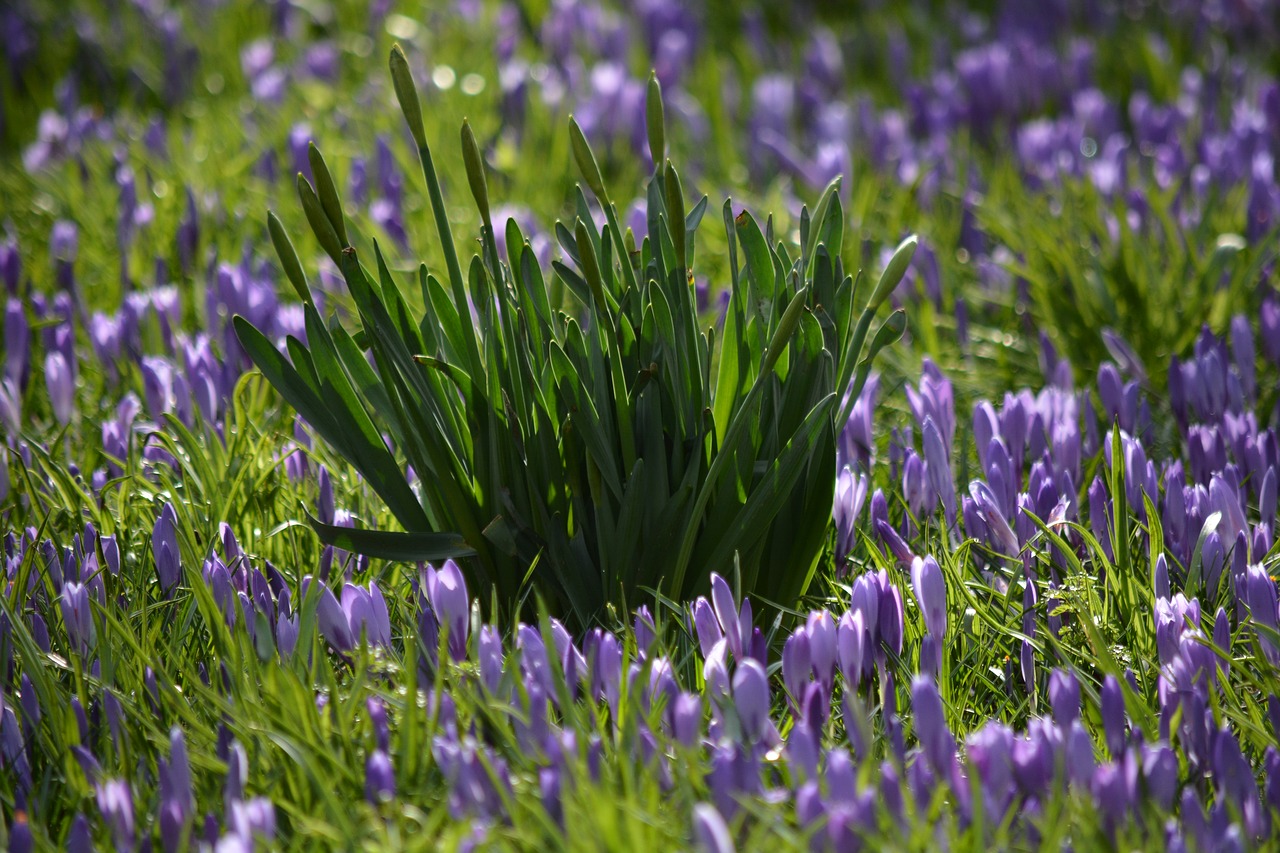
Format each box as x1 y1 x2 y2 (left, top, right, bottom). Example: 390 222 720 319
234 45 914 628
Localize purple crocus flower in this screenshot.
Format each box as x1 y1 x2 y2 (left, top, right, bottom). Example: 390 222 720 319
96 779 135 850
923 417 957 528
588 630 622 713
276 610 299 660
45 350 74 425
153 504 181 592
226 797 276 847
425 560 470 660
1246 563 1280 665
709 573 749 662
8 815 32 853
1154 553 1171 601
911 676 955 775
877 573 905 665
836 609 867 687
730 658 775 745
838 373 878 472
909 555 947 638
60 581 93 655
4 299 28 387
906 358 955 451
1212 726 1270 840
1091 759 1133 836
1101 674 1127 758
1261 296 1280 367
365 749 396 803
634 605 657 658
478 624 504 695
969 480 1020 556
313 578 355 653
670 691 702 748
804 610 837 691
1049 669 1081 728
832 466 868 562
692 596 722 659
1064 721 1096 788
781 630 810 710
159 727 195 852
692 802 736 853
342 581 392 649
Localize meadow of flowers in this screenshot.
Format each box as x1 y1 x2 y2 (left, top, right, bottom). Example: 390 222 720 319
2 0 1280 850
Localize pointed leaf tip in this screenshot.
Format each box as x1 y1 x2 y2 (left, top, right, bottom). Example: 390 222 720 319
389 44 427 148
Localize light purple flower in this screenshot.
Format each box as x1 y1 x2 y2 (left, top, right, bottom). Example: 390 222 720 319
426 560 470 660
692 802 735 853
909 555 947 637
365 749 396 803
60 581 93 655
45 350 74 425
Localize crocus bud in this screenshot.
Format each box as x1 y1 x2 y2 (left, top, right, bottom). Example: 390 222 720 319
850 573 879 640
45 351 74 425
670 692 702 748
1154 553 1170 601
804 610 837 689
276 611 299 660
317 466 334 526
878 577 904 662
1246 564 1280 665
1048 669 1081 728
426 560 470 660
1230 314 1255 400
479 624 505 695
1141 742 1178 811
60 581 93 655
902 451 927 516
153 504 181 593
634 605 656 659
910 555 947 637
837 610 867 686
923 417 957 528
1090 761 1131 836
1265 747 1280 815
101 534 120 577
731 658 772 743
1065 721 1096 787
1101 675 1126 758
911 676 955 775
365 750 395 803
1213 608 1231 679
5 300 29 387
692 597 722 659
781 630 810 708
1261 296 1280 366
